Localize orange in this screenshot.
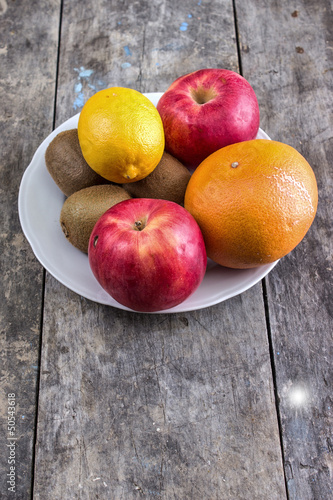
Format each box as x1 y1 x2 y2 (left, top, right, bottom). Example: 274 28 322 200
184 139 318 269
78 87 165 184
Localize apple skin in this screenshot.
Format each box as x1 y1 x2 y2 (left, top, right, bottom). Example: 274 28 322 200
157 68 260 169
88 198 207 312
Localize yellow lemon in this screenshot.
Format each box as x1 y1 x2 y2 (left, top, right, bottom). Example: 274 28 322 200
77 87 165 184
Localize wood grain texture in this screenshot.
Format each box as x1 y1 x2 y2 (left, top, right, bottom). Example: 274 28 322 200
34 280 285 499
0 1 60 498
33 0 286 498
55 0 239 124
236 0 333 498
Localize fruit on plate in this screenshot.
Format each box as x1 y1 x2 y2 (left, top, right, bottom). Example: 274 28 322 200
60 184 131 253
45 129 110 196
157 68 260 169
78 87 165 184
88 198 207 312
122 152 191 205
184 139 318 269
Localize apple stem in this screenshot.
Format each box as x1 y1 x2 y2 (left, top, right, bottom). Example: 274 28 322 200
190 86 217 105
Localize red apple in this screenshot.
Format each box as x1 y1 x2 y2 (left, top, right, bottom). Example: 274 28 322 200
157 68 260 169
88 198 207 312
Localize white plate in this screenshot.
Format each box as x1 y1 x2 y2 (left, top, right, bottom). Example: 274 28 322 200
18 92 278 314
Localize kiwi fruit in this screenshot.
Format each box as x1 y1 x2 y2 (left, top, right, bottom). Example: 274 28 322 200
45 129 110 197
60 184 131 253
122 152 191 205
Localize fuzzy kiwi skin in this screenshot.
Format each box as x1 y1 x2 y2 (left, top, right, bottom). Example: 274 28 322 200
45 129 110 197
122 152 191 205
60 185 131 253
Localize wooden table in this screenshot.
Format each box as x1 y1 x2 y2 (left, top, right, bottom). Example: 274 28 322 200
1 1 332 499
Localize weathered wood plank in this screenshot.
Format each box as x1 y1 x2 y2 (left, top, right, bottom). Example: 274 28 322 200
33 0 286 498
55 0 239 123
35 280 285 499
0 0 60 498
236 0 333 498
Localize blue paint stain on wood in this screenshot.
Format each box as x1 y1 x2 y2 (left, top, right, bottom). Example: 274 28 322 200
124 45 132 56
73 92 85 110
74 67 94 78
73 66 95 109
121 62 132 69
74 82 82 93
180 22 188 31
